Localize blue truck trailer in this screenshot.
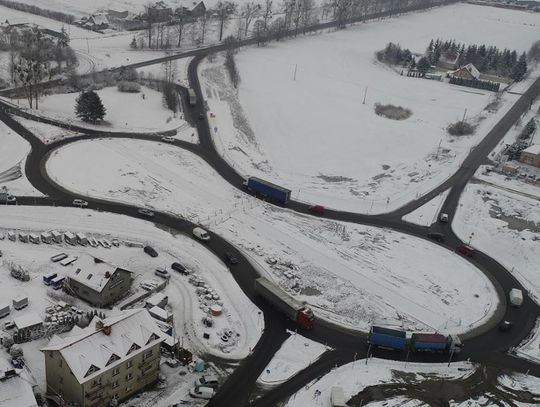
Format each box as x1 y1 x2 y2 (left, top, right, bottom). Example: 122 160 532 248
368 326 407 350
243 177 291 204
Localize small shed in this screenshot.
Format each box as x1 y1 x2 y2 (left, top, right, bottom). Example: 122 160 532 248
51 230 63 243
29 234 40 244
41 232 53 244
7 232 16 241
76 233 88 246
148 305 172 323
18 233 29 243
145 293 168 309
13 314 43 333
64 232 77 245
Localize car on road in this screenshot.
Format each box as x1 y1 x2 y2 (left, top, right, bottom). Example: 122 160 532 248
161 136 176 143
224 251 239 265
189 386 214 399
439 213 449 222
155 267 170 279
308 205 325 214
144 246 158 257
137 208 155 218
198 113 205 121
427 232 445 242
498 320 513 332
72 199 88 208
193 227 210 241
456 244 475 257
171 262 189 274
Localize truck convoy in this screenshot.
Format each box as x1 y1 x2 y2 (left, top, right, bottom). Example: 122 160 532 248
368 325 462 354
243 177 291 205
254 277 314 329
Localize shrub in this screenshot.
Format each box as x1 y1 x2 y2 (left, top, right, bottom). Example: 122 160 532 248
117 81 141 93
447 120 474 136
374 103 412 120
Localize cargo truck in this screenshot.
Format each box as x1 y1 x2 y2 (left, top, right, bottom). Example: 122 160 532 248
243 177 291 205
254 277 314 329
368 326 407 350
188 88 197 106
0 304 10 319
13 296 28 310
410 333 462 354
509 288 523 307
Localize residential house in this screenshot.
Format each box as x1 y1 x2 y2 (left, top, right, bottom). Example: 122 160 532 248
438 50 460 70
148 1 173 22
175 1 207 17
0 355 38 407
82 14 109 31
41 309 166 407
64 255 133 307
449 63 481 80
520 144 540 167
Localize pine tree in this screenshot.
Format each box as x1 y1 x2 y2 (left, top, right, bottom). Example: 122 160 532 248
511 53 527 82
130 36 138 49
75 90 106 123
416 57 431 76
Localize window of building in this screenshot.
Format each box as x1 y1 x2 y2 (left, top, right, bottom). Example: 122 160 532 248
143 350 152 360
126 386 132 393
59 359 62 367
112 381 119 389
146 333 160 345
127 343 140 355
84 364 100 378
126 360 133 369
112 368 120 376
59 377 63 385
126 372 133 381
106 354 120 366
92 378 102 387
87 273 93 280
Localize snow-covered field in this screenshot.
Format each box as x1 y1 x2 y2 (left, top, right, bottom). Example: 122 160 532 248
201 3 540 214
453 181 540 302
257 331 330 389
14 86 186 133
283 358 476 407
0 206 263 367
0 121 43 196
514 318 540 365
47 138 498 333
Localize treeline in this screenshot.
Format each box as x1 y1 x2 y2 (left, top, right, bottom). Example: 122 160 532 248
376 42 413 65
427 38 528 81
449 76 500 92
0 0 76 24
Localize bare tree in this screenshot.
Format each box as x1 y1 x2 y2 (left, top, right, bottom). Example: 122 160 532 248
261 0 273 32
333 0 353 28
143 3 157 48
162 60 177 83
173 10 187 47
240 2 260 37
198 12 210 45
214 1 238 42
300 0 316 32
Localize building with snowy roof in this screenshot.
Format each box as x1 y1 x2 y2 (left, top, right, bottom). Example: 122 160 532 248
0 355 38 407
520 144 540 167
41 309 165 407
64 255 133 307
449 63 481 80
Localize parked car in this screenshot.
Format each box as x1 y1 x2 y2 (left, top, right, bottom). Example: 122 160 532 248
439 213 449 222
456 244 475 257
165 358 180 368
225 251 239 265
155 267 170 279
194 375 219 388
171 262 188 274
72 199 88 208
161 136 176 143
4 320 15 330
308 205 325 214
144 246 158 257
138 208 155 218
189 386 214 399
427 232 445 242
498 320 513 332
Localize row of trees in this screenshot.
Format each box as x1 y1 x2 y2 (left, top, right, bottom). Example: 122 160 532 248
0 0 76 23
134 0 454 50
449 76 500 92
427 38 528 81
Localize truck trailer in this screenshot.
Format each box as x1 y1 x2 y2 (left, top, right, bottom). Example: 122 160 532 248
254 277 314 329
243 177 291 204
410 333 462 354
188 88 197 106
368 326 407 350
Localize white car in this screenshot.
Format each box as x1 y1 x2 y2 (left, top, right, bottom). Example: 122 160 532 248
192 227 210 241
72 199 88 208
154 267 170 279
439 213 449 222
189 386 214 399
161 136 176 143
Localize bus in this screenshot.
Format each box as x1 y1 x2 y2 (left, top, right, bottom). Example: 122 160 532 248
43 272 58 286
51 276 65 290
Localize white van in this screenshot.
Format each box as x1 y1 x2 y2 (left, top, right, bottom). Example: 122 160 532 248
193 227 210 241
194 375 219 388
189 386 214 399
509 288 523 307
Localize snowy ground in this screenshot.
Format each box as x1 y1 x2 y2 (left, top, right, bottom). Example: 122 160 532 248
514 318 540 365
257 330 330 390
47 138 498 333
0 205 263 393
453 181 540 302
0 120 43 196
283 358 476 407
201 3 540 214
12 86 187 133
402 189 450 226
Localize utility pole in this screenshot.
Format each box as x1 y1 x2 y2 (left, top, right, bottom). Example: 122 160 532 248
86 37 90 53
461 108 467 124
293 64 298 81
362 86 368 104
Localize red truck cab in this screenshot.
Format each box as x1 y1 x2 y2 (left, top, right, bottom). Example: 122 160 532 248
296 307 314 329
456 244 475 257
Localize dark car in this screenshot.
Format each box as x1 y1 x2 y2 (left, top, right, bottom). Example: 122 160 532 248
308 205 325 214
225 251 239 265
427 232 445 242
198 113 205 120
144 246 158 258
171 262 188 274
498 320 513 332
137 208 155 218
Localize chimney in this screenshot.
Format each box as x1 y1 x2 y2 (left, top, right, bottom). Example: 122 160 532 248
103 325 111 335
105 271 111 278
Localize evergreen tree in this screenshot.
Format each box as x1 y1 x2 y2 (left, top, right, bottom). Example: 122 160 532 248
511 53 527 82
75 90 106 123
416 57 431 75
130 36 138 49
57 25 70 48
